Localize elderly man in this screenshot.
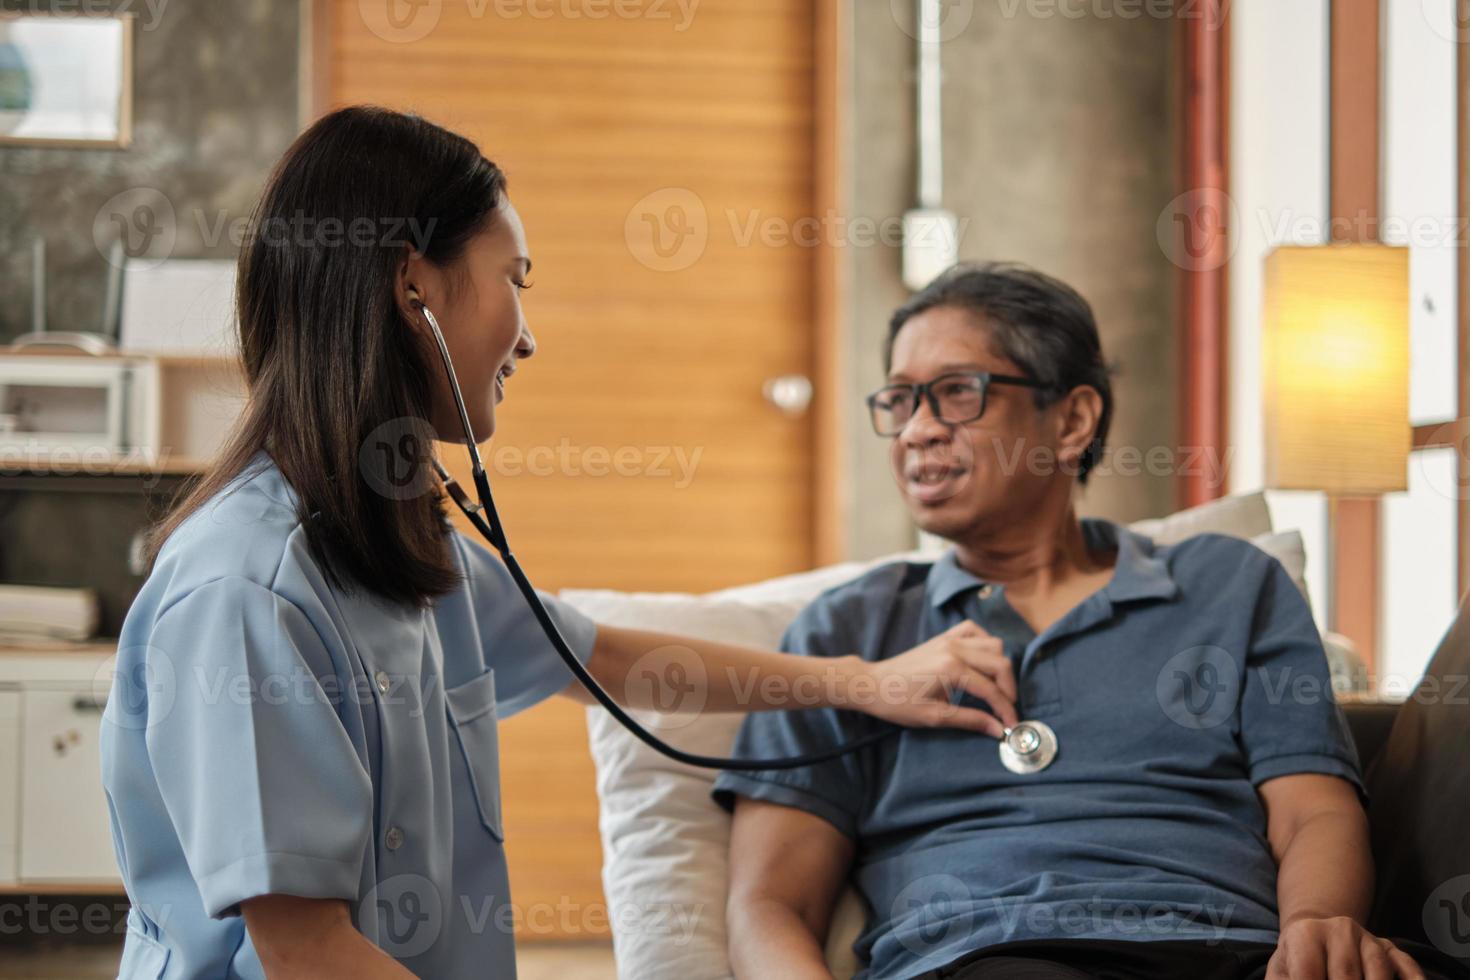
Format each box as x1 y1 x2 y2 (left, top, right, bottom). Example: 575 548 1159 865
713 264 1460 980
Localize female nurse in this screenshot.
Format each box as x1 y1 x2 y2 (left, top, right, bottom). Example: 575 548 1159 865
99 105 1019 979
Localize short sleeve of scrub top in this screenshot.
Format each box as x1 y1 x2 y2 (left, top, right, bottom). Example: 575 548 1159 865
450 532 599 719
138 577 378 918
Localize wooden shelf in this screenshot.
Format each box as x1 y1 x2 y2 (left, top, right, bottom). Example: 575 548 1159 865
0 881 125 896
0 348 244 478
0 640 115 657
0 454 210 478
0 345 235 366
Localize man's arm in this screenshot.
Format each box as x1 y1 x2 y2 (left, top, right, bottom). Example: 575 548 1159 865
726 798 856 980
242 896 417 979
1259 773 1423 979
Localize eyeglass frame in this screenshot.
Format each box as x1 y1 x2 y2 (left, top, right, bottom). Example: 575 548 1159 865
864 370 1055 436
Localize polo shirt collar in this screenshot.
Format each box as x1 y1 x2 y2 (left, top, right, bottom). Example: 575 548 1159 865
1101 521 1179 604
927 549 989 609
925 518 1178 609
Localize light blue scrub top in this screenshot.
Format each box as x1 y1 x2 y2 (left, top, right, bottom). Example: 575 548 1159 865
99 452 598 978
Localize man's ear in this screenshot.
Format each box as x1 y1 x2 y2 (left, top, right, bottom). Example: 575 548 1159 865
1054 385 1103 477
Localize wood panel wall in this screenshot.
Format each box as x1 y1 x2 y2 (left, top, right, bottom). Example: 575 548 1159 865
320 0 824 938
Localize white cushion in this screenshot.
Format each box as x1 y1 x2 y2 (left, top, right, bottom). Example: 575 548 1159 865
566 493 1288 980
570 583 893 980
1126 490 1273 544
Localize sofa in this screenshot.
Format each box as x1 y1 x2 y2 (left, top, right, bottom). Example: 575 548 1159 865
559 493 1469 978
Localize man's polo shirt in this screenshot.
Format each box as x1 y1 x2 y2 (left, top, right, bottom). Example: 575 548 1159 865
713 520 1363 980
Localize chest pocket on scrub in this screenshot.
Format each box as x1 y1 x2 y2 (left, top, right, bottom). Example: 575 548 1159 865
445 669 505 840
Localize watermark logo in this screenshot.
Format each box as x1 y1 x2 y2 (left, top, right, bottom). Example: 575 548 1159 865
93 646 177 732
358 0 701 38
360 0 444 42
1421 0 1470 44
988 896 1236 942
488 440 703 488
93 187 177 271
1417 420 1470 502
891 0 974 41
623 644 708 727
360 417 443 501
625 188 708 272
0 896 150 937
1155 645 1236 730
995 0 1230 29
892 873 974 955
1157 187 1237 273
363 874 444 958
18 0 173 31
1423 874 1470 958
890 426 978 505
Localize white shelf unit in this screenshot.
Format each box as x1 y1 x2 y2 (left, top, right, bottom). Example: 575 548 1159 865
0 349 245 476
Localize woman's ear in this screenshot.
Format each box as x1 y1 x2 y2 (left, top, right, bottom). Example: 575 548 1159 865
1054 385 1103 478
393 248 428 327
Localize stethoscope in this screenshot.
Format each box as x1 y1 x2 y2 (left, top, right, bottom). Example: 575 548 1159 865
417 302 1058 774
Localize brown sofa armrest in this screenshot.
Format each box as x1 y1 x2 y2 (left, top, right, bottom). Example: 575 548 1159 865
1339 698 1401 774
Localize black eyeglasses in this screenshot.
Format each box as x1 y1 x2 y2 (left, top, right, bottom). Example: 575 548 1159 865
866 371 1051 436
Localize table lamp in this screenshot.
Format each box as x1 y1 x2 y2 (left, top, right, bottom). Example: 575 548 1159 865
1263 243 1410 495
1262 242 1410 669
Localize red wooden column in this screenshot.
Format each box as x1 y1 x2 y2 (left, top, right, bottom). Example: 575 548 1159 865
1178 0 1231 509
1328 0 1383 671
1460 0 1470 600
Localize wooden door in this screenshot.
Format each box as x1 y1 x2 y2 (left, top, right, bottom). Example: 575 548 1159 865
322 0 826 937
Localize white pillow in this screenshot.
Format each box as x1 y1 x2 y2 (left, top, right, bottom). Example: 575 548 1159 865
567 494 1290 980
569 583 891 980
1128 490 1272 544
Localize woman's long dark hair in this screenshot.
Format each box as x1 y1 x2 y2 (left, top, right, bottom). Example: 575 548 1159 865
147 106 506 606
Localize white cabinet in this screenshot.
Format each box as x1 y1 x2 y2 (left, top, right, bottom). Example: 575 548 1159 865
0 649 121 888
19 689 117 882
0 692 20 883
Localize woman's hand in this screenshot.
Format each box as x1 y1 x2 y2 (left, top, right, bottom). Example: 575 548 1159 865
243 896 418 979
574 620 1017 735
848 621 1019 737
1266 915 1425 979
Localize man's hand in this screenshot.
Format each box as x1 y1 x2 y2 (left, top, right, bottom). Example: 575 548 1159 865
1266 914 1425 979
1260 774 1413 980
859 620 1019 737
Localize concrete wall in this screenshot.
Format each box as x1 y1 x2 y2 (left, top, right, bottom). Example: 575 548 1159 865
0 0 301 634
0 0 1180 614
0 0 301 341
841 1 1179 558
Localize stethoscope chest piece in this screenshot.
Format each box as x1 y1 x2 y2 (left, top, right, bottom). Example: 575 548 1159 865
999 720 1059 774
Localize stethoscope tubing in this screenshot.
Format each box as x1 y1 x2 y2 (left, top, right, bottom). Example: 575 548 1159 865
417 302 898 771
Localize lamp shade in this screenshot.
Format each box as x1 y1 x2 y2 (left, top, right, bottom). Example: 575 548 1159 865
1262 243 1410 495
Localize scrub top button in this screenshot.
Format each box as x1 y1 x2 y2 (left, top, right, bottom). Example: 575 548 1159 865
977 585 994 599
385 826 405 851
374 670 391 695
